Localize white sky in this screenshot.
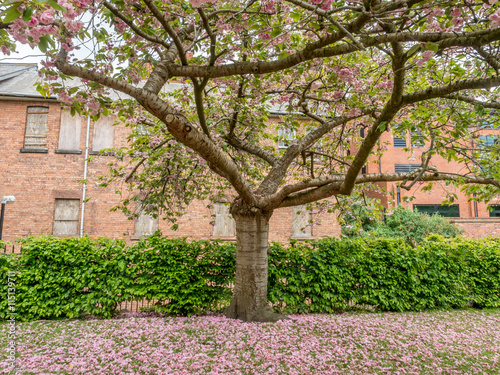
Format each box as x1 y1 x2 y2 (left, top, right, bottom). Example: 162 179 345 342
0 43 44 65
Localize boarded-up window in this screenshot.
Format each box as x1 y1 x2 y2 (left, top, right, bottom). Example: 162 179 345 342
134 204 159 236
213 203 235 237
58 110 81 150
53 199 79 235
292 205 312 237
24 106 49 148
92 116 115 151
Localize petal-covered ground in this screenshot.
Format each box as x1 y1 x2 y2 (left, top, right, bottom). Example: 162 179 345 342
1 309 499 374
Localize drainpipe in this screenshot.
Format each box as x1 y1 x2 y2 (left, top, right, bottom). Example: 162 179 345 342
473 193 478 218
80 116 91 237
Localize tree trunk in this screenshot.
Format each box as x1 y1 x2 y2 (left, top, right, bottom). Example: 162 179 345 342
225 207 283 322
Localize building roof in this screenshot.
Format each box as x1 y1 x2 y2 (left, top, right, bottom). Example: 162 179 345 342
0 63 38 82
0 63 290 114
0 70 43 98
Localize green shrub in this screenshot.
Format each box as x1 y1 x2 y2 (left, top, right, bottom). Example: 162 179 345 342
0 234 498 321
268 235 500 313
343 206 463 246
0 234 235 321
127 234 235 315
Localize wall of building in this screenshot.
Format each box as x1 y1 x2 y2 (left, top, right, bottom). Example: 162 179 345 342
367 131 500 237
0 99 341 244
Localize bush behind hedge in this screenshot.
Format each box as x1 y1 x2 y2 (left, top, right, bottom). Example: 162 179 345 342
1 234 499 321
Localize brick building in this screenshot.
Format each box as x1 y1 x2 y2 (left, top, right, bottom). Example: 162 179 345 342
0 63 498 244
0 63 340 244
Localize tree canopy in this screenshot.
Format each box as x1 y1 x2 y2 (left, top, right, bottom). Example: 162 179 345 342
3 0 500 321
2 0 500 218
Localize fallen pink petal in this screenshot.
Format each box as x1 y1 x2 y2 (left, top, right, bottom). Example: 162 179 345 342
1 310 499 374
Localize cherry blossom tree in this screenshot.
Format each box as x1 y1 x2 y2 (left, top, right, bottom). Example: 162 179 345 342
2 0 500 321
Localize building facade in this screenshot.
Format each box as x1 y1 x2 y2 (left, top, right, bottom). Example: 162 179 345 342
0 63 340 244
0 63 498 244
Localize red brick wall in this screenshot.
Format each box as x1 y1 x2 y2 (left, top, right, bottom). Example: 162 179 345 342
0 99 341 244
451 218 500 238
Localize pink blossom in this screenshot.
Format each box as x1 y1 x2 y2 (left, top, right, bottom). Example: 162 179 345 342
190 0 215 8
26 17 39 27
39 10 55 24
422 50 435 59
450 8 462 17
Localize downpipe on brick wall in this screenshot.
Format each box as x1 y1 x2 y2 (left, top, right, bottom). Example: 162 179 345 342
80 116 91 237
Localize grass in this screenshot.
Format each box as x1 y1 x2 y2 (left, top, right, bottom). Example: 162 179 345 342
0 309 499 374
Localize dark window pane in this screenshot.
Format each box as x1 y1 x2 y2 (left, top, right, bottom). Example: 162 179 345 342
395 164 421 173
394 136 406 148
489 205 500 217
414 204 460 217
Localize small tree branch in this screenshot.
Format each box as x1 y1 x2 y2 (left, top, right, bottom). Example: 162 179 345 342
226 135 278 166
143 0 188 65
256 114 358 196
474 45 500 73
442 94 500 109
102 1 171 50
198 8 217 66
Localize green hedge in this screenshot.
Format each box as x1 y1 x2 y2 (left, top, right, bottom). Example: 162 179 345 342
268 235 500 313
0 235 235 321
1 234 499 321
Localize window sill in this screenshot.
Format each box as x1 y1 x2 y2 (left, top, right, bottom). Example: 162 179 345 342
130 235 149 241
20 148 48 153
210 236 236 242
290 236 314 241
55 149 82 154
89 150 115 156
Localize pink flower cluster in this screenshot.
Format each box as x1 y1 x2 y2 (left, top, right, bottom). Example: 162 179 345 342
311 0 333 10
190 0 215 8
416 50 436 67
490 9 500 27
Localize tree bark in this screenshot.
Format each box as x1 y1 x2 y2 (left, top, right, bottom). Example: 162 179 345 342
225 206 284 322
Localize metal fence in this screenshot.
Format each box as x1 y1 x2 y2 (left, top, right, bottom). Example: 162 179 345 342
1 244 21 254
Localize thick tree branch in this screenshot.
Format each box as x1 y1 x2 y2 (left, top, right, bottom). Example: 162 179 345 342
403 76 500 105
277 172 500 208
339 34 406 195
192 80 211 138
165 28 500 79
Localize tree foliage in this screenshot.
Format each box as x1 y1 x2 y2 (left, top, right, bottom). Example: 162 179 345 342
1 0 500 220
3 0 500 321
